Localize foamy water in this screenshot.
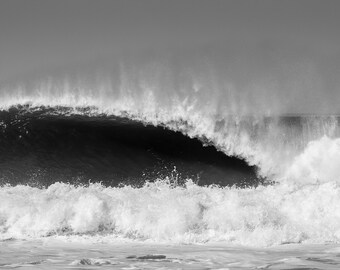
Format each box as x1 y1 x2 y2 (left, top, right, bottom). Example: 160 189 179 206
1 176 340 246
0 76 340 269
1 1 340 268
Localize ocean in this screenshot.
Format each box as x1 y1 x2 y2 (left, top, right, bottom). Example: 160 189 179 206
0 99 340 269
1 0 340 268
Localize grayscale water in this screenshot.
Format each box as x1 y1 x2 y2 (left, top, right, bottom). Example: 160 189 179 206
2 240 340 269
1 1 340 268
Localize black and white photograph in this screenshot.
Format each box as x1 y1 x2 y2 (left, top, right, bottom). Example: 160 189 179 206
0 0 340 269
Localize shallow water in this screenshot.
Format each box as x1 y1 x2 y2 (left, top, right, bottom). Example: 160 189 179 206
1 239 340 269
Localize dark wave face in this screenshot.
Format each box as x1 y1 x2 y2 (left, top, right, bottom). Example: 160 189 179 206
0 106 259 187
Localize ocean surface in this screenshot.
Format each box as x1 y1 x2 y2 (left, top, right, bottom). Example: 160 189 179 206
1 0 340 268
0 89 340 269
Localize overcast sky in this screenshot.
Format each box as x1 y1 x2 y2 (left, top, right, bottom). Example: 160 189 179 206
0 0 340 113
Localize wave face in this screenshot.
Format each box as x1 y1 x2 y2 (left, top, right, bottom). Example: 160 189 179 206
0 106 257 187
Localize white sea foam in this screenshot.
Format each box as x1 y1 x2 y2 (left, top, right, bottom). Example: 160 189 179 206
1 179 340 246
284 136 340 184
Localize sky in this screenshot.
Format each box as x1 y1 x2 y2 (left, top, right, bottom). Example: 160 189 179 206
0 0 340 114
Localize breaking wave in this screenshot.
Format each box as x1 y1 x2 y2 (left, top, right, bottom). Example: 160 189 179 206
0 106 258 187
0 103 338 184
0 74 340 246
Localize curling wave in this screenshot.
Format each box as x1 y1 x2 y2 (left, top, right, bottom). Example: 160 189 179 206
0 103 338 184
0 76 340 246
0 106 258 187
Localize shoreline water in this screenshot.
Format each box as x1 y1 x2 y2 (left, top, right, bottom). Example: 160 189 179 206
1 239 340 269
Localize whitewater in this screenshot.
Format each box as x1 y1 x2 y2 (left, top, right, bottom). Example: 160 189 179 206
1 74 340 269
